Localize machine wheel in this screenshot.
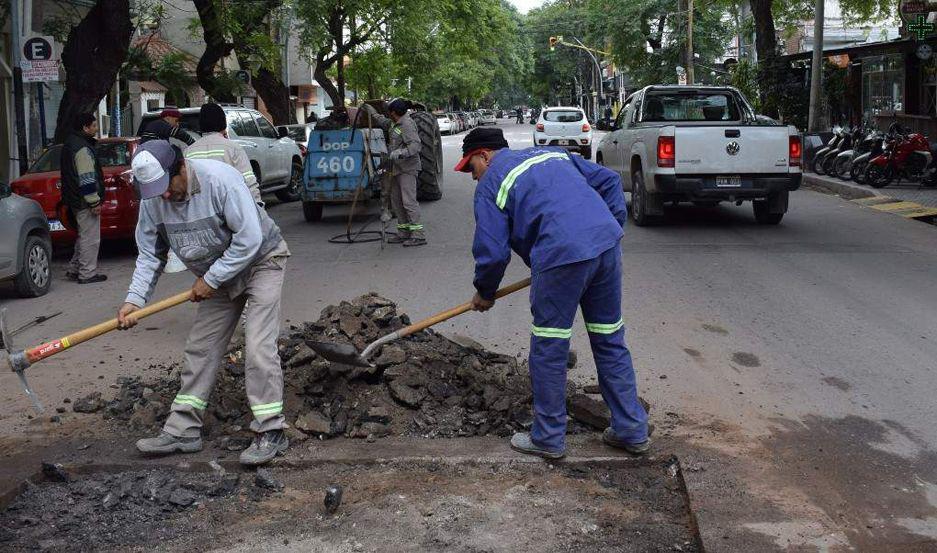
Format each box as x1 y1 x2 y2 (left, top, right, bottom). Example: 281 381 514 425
276 160 303 202
753 198 784 225
865 164 893 188
630 170 657 227
303 201 323 222
14 235 51 297
412 111 443 201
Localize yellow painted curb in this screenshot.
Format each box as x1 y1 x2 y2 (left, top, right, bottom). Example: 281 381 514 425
853 197 937 220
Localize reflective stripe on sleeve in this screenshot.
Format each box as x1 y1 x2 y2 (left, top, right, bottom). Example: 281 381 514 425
496 152 568 209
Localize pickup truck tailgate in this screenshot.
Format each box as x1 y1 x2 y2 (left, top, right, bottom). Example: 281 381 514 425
675 126 791 174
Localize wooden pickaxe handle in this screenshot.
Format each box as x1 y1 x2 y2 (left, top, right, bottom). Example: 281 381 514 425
22 291 191 366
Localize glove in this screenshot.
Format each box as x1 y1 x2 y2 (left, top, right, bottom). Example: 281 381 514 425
389 150 402 161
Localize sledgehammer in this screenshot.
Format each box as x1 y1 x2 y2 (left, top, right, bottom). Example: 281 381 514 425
1 291 191 413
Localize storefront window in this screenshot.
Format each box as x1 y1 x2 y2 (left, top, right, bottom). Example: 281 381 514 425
862 54 904 117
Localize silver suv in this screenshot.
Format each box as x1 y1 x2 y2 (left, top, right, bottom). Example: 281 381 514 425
138 106 304 202
0 182 52 297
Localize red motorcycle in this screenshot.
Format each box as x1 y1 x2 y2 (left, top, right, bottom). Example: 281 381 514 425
863 124 936 188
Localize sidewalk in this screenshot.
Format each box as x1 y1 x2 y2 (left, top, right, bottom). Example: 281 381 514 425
803 172 937 220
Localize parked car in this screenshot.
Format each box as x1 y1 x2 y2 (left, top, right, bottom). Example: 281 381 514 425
459 111 476 129
0 182 52 297
451 113 466 133
138 106 303 202
596 85 802 226
533 107 593 159
276 123 315 155
11 138 140 246
436 113 454 135
479 110 497 126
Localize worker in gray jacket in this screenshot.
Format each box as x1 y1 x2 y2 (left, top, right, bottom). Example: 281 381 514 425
362 99 425 246
185 103 262 205
118 140 291 466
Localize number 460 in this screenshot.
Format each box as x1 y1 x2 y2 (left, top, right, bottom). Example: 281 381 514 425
317 156 355 173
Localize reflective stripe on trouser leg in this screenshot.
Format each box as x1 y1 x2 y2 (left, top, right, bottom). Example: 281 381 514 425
397 172 424 239
164 294 246 438
528 259 597 452
579 246 648 443
244 256 287 433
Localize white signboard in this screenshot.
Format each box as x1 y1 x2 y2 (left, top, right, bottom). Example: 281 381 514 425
20 35 60 83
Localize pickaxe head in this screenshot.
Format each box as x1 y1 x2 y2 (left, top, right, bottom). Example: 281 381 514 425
0 309 42 414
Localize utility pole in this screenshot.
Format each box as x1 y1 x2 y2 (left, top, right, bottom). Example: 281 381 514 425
807 0 824 132
571 37 603 122
10 0 29 176
686 0 695 84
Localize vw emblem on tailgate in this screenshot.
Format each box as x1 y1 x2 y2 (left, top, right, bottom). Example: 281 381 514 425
726 141 740 155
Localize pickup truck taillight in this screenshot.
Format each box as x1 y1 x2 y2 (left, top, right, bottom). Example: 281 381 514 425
582 123 591 132
789 136 802 167
657 136 675 168
536 123 544 132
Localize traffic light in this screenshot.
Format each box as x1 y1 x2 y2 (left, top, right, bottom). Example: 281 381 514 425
549 36 557 51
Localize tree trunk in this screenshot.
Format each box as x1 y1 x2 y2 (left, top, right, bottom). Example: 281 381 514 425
315 51 342 107
337 55 346 106
252 67 293 124
192 0 236 102
54 0 133 143
749 0 780 117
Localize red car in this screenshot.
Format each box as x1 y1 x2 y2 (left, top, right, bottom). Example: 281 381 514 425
11 138 140 246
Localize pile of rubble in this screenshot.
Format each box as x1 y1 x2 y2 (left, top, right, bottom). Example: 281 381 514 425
79 294 613 443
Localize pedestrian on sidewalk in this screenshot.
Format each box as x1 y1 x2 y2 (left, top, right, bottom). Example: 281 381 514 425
185 103 262 205
119 140 291 466
61 113 107 284
140 107 195 147
456 127 649 460
361 99 426 246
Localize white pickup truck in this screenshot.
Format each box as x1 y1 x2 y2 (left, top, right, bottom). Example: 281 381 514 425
597 86 802 225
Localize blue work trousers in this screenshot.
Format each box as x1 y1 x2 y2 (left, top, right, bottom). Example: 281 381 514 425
528 245 648 452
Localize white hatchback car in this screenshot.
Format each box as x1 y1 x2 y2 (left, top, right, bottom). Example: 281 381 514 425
533 107 593 159
436 114 454 135
479 110 497 126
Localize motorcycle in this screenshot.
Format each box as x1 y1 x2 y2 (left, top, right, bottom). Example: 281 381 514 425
820 126 859 176
863 124 936 188
812 127 845 175
831 127 874 180
848 130 885 184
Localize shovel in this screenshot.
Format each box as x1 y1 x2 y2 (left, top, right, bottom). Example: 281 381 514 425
308 277 532 368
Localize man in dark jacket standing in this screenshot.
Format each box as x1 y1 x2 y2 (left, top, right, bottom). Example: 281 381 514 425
140 107 195 146
61 113 107 284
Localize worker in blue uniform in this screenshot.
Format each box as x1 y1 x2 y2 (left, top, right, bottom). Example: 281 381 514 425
455 127 649 459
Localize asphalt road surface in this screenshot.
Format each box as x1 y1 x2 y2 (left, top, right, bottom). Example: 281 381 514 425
2 120 937 551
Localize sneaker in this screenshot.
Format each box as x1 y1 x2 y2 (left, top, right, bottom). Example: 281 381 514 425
602 428 650 455
403 238 427 247
136 431 202 455
510 432 565 460
387 234 409 244
78 274 107 284
65 272 78 282
239 430 289 466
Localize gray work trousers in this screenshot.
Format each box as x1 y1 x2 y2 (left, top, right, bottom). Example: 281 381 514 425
392 172 424 239
163 256 287 438
68 208 101 279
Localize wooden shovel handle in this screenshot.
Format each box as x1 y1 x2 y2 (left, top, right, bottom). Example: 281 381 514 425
25 291 191 365
397 277 532 340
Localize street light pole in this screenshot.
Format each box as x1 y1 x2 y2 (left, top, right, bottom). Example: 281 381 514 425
572 36 603 122
686 0 695 85
807 0 824 132
10 0 29 176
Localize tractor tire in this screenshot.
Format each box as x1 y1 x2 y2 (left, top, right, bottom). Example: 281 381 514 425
411 111 444 201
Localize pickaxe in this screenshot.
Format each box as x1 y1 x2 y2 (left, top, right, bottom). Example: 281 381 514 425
1 291 191 413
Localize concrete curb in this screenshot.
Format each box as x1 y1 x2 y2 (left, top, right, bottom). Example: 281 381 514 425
802 173 880 200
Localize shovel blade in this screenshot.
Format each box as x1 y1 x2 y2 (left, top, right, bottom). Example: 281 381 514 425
306 340 373 368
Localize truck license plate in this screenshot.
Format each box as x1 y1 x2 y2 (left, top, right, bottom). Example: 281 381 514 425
48 219 66 232
716 176 741 188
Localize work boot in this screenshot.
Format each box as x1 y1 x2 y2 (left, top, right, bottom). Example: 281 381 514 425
136 431 202 455
510 432 565 460
387 233 409 244
602 428 650 456
403 238 427 247
240 429 289 466
78 274 107 284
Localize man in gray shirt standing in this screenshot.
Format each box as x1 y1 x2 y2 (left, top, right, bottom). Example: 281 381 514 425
118 140 290 466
